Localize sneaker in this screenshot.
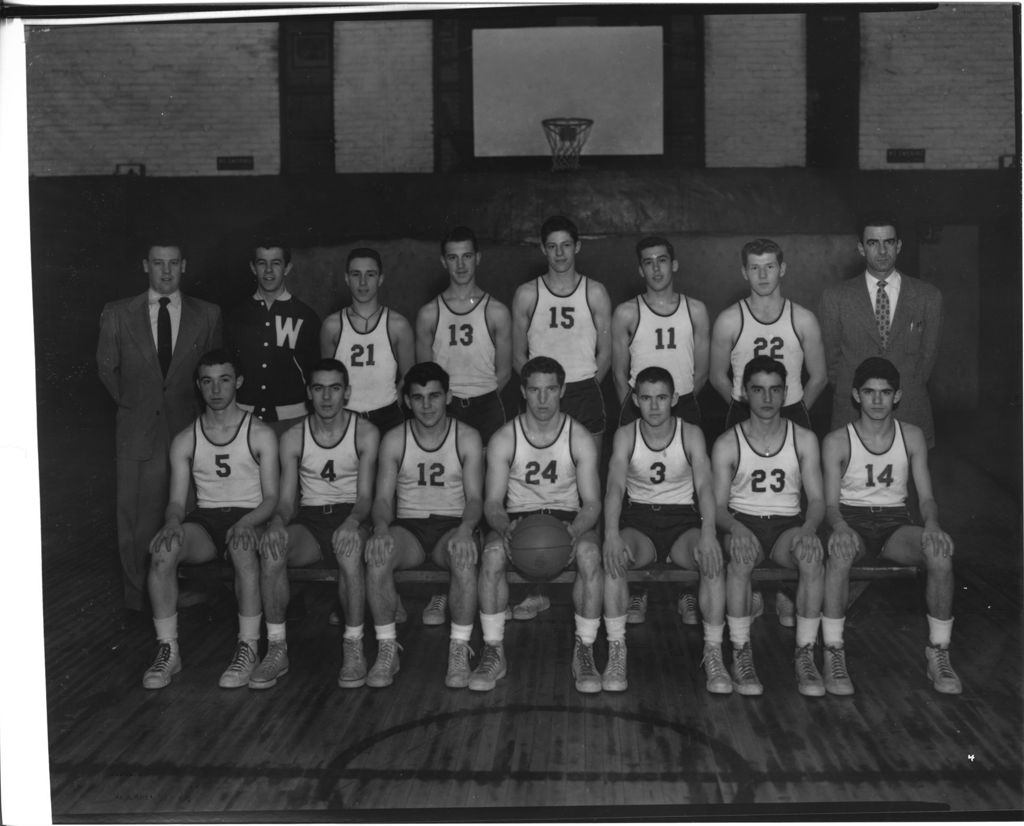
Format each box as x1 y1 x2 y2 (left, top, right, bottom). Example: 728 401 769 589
626 593 648 625
142 642 181 690
219 640 259 689
775 591 795 627
794 644 825 697
701 644 733 695
469 644 507 691
751 590 765 620
730 642 764 696
601 639 628 692
249 640 289 690
926 644 963 694
445 639 474 689
823 645 855 696
422 594 448 626
512 594 551 621
366 639 401 688
572 636 602 694
338 637 367 688
395 597 408 624
677 593 699 626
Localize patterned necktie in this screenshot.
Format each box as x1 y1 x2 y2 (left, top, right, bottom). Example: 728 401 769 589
874 279 890 351
157 297 172 377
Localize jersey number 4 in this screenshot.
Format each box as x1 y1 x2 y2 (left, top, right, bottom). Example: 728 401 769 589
750 468 785 493
865 463 894 487
525 460 558 485
753 336 784 358
350 343 376 367
320 460 337 482
417 462 445 487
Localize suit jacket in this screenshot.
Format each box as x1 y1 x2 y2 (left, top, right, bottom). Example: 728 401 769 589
97 292 222 461
820 272 942 446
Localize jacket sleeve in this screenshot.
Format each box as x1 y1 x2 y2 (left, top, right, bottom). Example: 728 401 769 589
920 287 943 381
96 303 121 403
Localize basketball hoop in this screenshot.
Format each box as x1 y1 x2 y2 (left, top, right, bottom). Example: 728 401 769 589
542 117 594 171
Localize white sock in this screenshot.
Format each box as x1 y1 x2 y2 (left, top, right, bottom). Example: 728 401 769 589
450 622 473 643
703 622 724 646
266 622 286 644
927 614 954 648
575 614 600 645
795 615 821 648
238 613 261 645
480 611 506 646
343 624 364 641
822 616 845 647
727 614 751 647
154 614 177 644
603 615 627 642
375 622 397 642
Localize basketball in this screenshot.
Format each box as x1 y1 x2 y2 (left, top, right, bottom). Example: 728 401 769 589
509 514 573 582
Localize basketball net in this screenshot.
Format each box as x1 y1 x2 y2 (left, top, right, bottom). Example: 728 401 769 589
542 118 594 171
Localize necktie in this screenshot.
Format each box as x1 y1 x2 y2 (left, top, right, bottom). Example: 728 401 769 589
157 297 172 377
874 280 890 351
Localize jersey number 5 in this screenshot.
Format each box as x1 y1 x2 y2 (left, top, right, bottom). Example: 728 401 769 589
750 468 785 493
214 453 232 478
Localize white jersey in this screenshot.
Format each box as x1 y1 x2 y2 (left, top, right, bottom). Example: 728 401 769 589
730 299 804 404
335 308 399 412
193 412 262 509
729 420 801 517
396 419 465 519
526 276 597 382
298 415 359 506
840 421 910 508
432 295 497 398
628 295 695 395
626 418 695 506
506 414 579 514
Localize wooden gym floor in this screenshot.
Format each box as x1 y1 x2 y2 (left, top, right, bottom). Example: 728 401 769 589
39 401 1022 822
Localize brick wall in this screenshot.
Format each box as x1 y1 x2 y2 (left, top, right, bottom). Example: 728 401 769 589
703 14 806 167
333 20 433 173
860 5 1016 170
26 22 280 177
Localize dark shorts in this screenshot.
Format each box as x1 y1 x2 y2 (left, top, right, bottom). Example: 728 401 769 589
561 378 606 435
620 501 702 561
184 507 251 556
619 392 701 427
293 502 356 563
726 399 810 430
727 511 804 559
448 389 507 445
839 504 916 558
393 515 464 555
357 401 406 435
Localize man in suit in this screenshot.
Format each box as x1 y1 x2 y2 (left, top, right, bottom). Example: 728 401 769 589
97 240 222 611
820 215 943 448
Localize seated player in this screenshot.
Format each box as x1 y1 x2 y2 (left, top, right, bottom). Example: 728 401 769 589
253 359 379 690
143 349 278 689
364 362 484 689
712 356 825 697
822 357 960 695
603 367 724 693
471 356 604 694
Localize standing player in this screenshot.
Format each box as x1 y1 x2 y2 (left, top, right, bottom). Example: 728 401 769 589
142 350 279 689
224 238 321 435
253 359 378 690
712 356 826 697
364 362 484 689
821 357 959 694
709 238 827 626
470 356 604 694
611 236 710 427
321 248 414 435
509 216 611 621
415 227 511 627
603 367 726 693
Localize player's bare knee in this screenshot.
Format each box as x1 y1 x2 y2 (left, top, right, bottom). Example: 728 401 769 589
574 542 601 577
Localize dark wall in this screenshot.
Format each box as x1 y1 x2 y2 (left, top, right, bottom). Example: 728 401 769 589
30 168 1020 430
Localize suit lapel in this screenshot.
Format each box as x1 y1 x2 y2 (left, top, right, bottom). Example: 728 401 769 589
888 272 916 335
125 292 161 372
848 277 883 346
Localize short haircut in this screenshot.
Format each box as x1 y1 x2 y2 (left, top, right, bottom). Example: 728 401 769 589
521 355 565 388
252 238 292 265
404 361 450 394
307 357 349 388
143 241 184 259
636 236 675 262
741 238 784 266
196 348 243 379
346 247 382 271
541 215 579 244
858 212 901 240
853 357 901 392
742 355 787 387
440 226 478 255
634 366 675 395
